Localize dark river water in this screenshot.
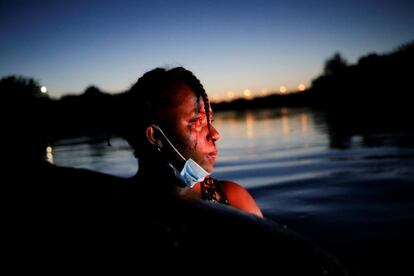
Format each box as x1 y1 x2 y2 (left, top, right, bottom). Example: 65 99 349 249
52 107 414 275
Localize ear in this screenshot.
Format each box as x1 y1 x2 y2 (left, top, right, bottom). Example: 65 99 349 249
146 125 163 148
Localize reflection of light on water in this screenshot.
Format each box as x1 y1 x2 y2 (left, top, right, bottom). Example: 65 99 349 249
46 146 54 164
301 111 310 148
281 107 289 135
246 110 254 140
301 112 308 133
263 110 272 136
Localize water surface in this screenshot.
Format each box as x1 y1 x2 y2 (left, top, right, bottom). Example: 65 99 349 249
52 107 414 274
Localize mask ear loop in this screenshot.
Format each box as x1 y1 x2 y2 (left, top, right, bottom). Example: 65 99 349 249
153 125 187 162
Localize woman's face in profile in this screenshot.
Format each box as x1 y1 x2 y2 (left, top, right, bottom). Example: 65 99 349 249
158 84 220 172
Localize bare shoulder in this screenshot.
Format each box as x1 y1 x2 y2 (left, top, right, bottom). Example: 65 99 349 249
220 180 263 218
220 180 250 196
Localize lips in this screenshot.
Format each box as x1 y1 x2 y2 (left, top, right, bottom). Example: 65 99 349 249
207 150 218 161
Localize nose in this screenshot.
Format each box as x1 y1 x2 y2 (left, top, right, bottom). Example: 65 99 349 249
209 125 220 142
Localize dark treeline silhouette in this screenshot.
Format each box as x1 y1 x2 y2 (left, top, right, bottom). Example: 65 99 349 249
308 40 414 148
0 76 121 145
1 76 52 160
309 41 413 110
211 91 313 111
52 85 118 138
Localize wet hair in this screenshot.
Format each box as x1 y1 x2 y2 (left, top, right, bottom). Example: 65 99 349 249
119 67 211 157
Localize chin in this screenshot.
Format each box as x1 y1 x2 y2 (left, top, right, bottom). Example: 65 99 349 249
202 155 216 173
204 163 214 173
199 161 212 173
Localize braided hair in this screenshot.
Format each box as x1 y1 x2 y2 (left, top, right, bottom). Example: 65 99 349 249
119 67 211 158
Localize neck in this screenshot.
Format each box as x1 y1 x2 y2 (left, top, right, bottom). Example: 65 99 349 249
136 156 183 191
137 155 167 176
136 156 201 200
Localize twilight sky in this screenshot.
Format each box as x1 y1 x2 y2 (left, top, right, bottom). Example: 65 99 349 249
1 0 413 100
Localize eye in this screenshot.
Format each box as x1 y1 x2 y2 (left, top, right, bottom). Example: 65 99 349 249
195 117 203 126
190 117 204 129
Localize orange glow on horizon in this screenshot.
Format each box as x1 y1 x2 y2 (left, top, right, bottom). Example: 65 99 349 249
211 94 222 102
211 82 307 101
227 91 235 100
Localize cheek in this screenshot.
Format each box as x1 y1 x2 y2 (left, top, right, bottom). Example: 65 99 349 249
182 125 210 154
186 124 201 151
192 127 212 151
178 127 198 153
193 128 200 150
191 125 211 151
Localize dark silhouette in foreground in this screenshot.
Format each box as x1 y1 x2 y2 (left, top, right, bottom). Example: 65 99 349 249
6 162 351 274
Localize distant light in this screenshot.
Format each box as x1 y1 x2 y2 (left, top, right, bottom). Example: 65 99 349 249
212 94 221 102
279 86 287 93
40 86 47 93
46 146 53 164
243 89 252 98
227 91 235 100
298 84 306 91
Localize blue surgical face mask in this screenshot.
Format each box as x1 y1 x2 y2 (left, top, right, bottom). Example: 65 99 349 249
154 125 210 188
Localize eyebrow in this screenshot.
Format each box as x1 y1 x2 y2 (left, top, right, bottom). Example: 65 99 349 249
190 113 215 125
189 113 205 122
190 100 213 121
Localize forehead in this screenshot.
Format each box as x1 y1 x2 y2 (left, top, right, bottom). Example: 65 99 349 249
165 84 211 117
